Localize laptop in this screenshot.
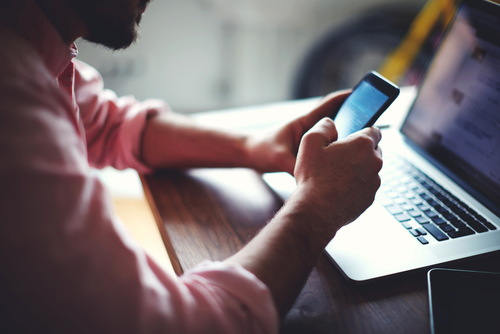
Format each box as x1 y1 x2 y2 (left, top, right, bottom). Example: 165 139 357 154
267 0 500 282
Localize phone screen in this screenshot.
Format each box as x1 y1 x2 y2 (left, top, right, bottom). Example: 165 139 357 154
334 81 390 140
332 72 399 140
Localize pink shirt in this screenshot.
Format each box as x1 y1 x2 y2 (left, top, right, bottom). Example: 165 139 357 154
0 1 278 333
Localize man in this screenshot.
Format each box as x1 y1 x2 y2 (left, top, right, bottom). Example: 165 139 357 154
0 0 382 333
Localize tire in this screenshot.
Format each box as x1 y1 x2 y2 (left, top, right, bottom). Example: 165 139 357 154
292 5 434 99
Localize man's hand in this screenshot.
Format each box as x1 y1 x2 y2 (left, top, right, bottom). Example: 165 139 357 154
292 117 383 239
245 90 351 175
227 114 382 318
142 90 351 172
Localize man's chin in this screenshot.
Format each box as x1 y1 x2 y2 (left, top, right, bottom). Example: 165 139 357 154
84 27 138 50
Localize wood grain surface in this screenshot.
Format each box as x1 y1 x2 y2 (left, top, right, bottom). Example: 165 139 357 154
143 167 500 334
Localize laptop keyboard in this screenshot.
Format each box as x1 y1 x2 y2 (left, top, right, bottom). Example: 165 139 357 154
377 154 497 245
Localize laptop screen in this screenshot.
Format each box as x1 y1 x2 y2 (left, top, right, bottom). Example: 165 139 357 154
401 0 500 215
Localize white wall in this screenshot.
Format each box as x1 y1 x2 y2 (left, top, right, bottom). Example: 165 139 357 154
76 0 424 113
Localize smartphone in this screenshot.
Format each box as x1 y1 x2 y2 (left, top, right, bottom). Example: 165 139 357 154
332 71 400 140
428 268 500 334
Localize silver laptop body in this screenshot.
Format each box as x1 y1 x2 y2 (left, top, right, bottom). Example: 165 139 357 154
326 0 500 282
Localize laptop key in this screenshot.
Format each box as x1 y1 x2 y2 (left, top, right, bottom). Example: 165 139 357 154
435 194 447 201
395 186 407 193
435 205 448 214
401 221 412 229
400 178 412 185
442 212 456 220
429 188 440 195
471 214 495 230
448 227 475 239
440 224 455 233
449 218 466 228
414 188 426 195
386 191 400 199
424 210 438 218
415 216 430 224
377 193 393 206
393 197 407 205
467 219 488 233
432 217 446 225
421 193 433 201
417 236 429 245
410 198 423 205
459 212 472 221
404 193 416 199
416 228 427 235
453 207 467 218
400 203 414 211
428 200 440 207
386 205 403 215
423 224 449 241
422 183 434 190
407 209 421 217
482 221 497 231
409 229 420 237
395 213 411 222
417 203 430 211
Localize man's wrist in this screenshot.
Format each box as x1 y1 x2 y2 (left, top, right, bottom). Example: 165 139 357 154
241 134 257 169
279 188 341 251
242 134 266 171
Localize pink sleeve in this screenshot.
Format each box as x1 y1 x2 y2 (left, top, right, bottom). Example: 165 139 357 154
73 59 168 172
179 261 279 333
0 37 278 333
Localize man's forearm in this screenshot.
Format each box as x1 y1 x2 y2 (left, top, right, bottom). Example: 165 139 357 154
225 119 383 320
141 112 253 169
225 189 335 319
141 91 352 174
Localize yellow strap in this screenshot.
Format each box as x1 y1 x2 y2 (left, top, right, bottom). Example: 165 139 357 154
378 0 457 83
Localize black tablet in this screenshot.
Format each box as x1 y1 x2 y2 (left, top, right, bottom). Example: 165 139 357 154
428 268 500 334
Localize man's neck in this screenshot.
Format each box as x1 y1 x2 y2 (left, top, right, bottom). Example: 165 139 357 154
33 0 87 45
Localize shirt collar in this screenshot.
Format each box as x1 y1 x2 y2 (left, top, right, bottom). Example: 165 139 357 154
0 0 78 78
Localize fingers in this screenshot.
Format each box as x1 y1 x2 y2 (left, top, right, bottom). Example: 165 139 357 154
315 89 351 120
279 152 296 175
351 127 383 164
293 121 384 227
334 127 383 181
356 127 382 149
302 118 338 148
336 127 382 159
299 90 351 131
294 118 338 177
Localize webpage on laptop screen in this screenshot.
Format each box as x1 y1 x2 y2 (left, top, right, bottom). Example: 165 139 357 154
402 2 500 214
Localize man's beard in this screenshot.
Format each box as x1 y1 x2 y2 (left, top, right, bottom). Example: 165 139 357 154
70 0 149 50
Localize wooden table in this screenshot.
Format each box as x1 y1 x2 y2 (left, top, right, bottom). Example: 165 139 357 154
141 91 500 333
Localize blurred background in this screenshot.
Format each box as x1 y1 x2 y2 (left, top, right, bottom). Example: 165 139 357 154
80 0 460 268
75 0 437 113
